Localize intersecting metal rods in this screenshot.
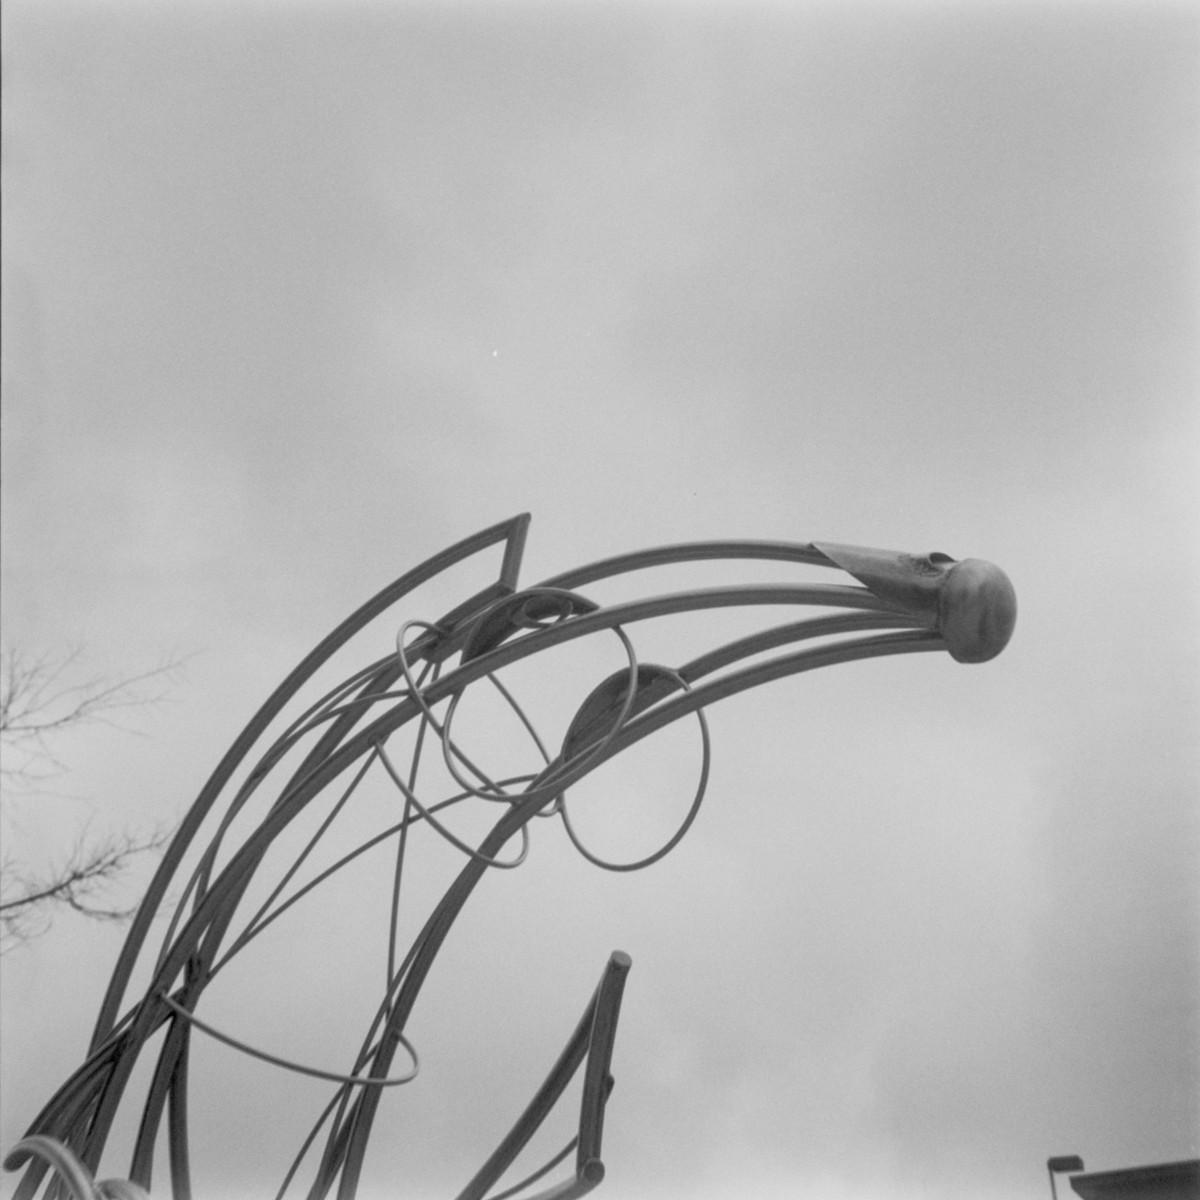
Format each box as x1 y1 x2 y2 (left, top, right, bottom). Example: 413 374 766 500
12 519 977 1200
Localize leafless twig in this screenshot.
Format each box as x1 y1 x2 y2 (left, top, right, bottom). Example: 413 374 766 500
0 827 171 949
0 646 182 791
0 645 185 951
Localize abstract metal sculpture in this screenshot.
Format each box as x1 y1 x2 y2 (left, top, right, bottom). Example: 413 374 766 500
5 514 1016 1200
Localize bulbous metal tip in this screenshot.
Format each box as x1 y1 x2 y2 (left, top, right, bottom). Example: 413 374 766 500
939 559 1017 663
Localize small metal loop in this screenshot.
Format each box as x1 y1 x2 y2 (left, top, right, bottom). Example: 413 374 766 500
440 686 527 802
394 620 452 727
158 993 419 1087
558 666 712 873
396 619 524 803
395 619 494 786
513 590 579 629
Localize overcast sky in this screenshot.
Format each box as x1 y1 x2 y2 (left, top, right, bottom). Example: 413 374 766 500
1 3 1197 1199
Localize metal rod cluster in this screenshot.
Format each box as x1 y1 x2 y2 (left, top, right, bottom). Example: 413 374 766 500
6 515 1014 1200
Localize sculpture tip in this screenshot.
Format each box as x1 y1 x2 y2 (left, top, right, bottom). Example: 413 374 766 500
939 559 1017 663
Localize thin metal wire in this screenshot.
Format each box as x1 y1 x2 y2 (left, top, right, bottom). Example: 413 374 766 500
374 740 531 870
264 656 396 766
480 672 564 819
385 655 443 984
395 620 508 797
311 913 451 1194
204 780 539 973
153 656 408 976
274 1087 348 1200
157 994 419 1088
165 657 444 982
216 746 381 974
387 759 419 987
443 685 545 806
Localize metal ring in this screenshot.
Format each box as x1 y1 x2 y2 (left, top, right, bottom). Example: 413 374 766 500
557 666 711 872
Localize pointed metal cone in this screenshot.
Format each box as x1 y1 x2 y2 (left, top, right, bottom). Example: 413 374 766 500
813 542 952 619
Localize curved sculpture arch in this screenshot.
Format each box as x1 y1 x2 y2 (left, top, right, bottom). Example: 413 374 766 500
5 514 1016 1200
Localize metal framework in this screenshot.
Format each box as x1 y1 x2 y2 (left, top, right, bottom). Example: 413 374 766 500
5 514 1016 1200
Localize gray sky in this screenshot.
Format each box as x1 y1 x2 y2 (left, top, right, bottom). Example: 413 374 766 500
1 2 1197 1199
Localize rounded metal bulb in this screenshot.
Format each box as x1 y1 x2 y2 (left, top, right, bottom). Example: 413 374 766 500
939 558 1017 663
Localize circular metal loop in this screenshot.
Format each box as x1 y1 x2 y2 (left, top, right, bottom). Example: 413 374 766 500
394 620 510 799
557 665 712 873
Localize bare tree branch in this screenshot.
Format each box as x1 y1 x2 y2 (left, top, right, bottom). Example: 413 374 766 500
0 646 182 792
0 828 172 949
0 645 185 952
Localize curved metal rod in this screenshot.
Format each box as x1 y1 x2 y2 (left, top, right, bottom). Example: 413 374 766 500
3 1139 152 1200
221 749 383 968
156 656 420 979
3 1137 103 1200
536 538 831 590
130 741 386 1191
274 1088 348 1200
487 1138 578 1200
212 779 540 975
536 631 945 800
157 994 420 1088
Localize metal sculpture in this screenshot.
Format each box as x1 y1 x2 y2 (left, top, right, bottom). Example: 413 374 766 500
5 514 1016 1200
